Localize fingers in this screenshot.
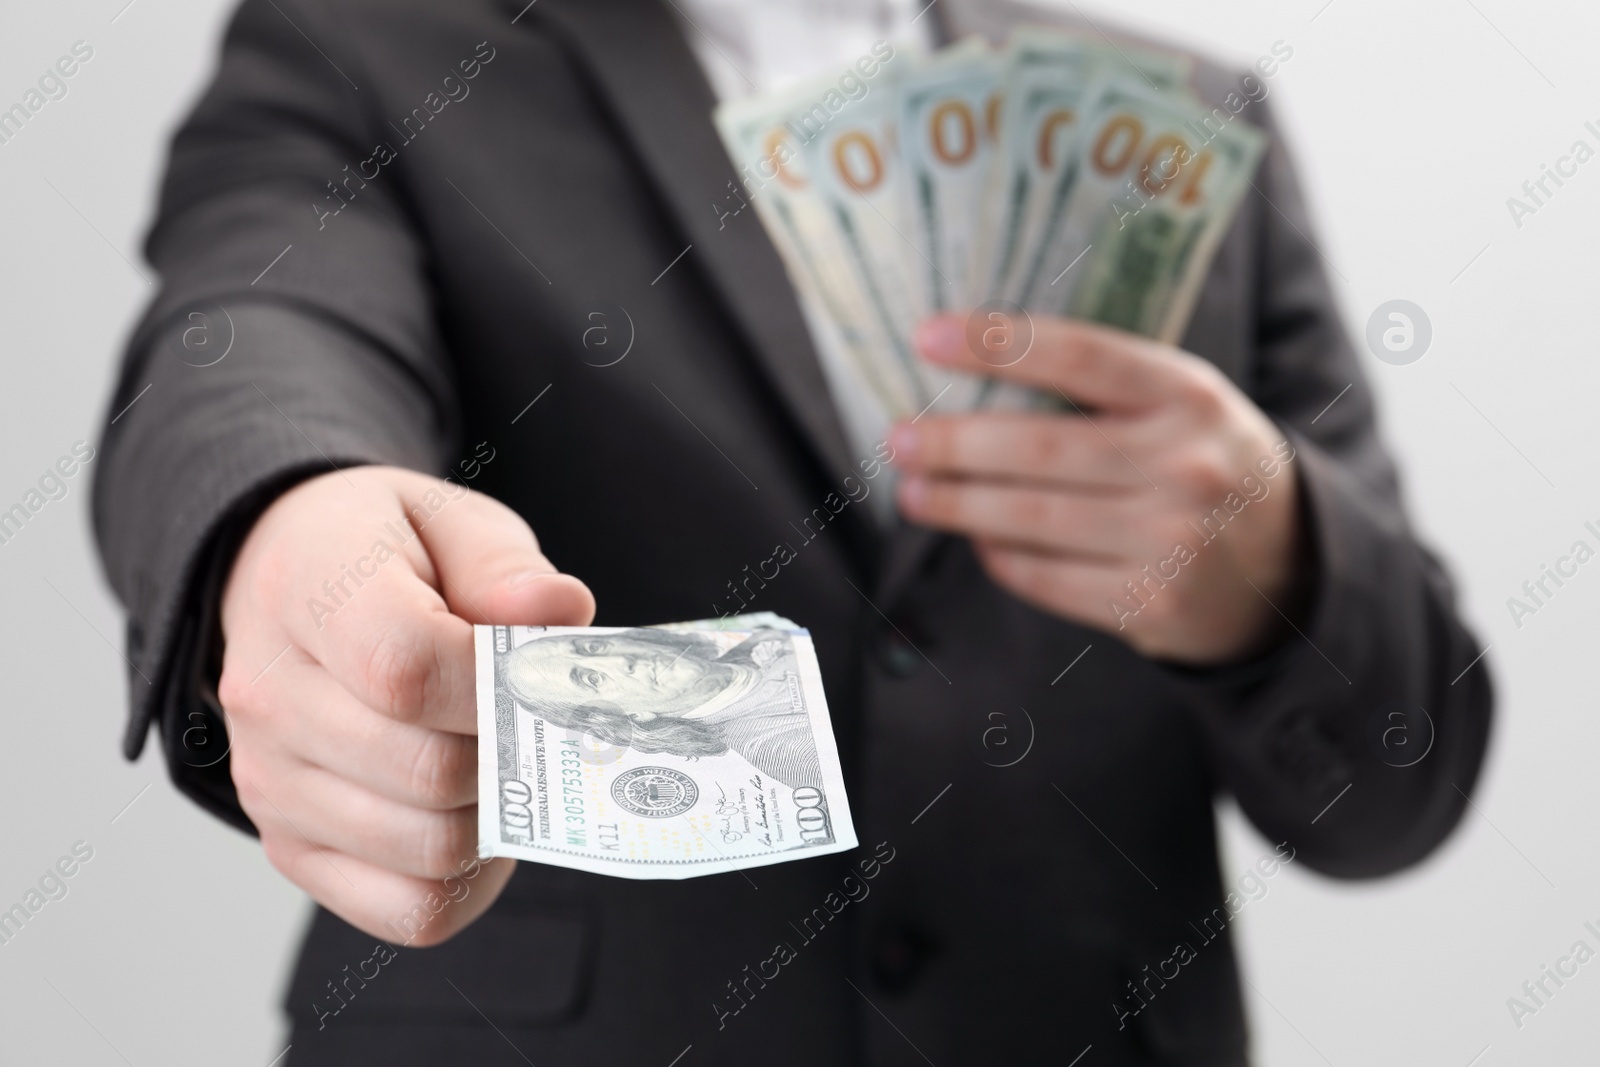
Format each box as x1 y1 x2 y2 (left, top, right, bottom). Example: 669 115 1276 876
890 412 1147 488
898 476 1165 561
259 830 514 948
294 575 480 734
402 479 595 627
240 472 474 733
971 541 1129 632
299 482 594 732
242 765 478 881
264 468 593 734
267 661 477 811
915 312 1204 413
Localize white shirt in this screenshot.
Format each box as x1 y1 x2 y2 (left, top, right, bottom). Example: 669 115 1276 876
671 0 934 510
673 0 930 102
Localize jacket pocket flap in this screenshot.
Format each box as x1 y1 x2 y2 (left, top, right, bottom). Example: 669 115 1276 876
288 904 590 1029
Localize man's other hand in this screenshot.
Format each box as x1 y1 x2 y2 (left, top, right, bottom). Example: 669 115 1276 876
892 314 1306 665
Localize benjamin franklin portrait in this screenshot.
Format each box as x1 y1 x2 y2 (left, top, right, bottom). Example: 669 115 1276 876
497 627 824 789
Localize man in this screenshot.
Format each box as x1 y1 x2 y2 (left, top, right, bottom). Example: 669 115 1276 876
92 0 1491 1062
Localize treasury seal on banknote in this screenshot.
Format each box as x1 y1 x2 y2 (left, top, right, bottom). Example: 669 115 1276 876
611 767 699 818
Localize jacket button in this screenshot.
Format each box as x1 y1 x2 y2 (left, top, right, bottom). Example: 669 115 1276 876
870 928 934 992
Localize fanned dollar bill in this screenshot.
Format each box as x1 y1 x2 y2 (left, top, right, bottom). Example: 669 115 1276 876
1028 81 1265 341
714 84 921 418
980 32 1098 305
712 25 1263 439
477 617 857 879
900 38 1000 313
992 29 1193 307
799 83 937 417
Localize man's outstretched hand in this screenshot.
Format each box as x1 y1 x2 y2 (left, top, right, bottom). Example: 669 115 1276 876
893 314 1307 665
218 466 594 945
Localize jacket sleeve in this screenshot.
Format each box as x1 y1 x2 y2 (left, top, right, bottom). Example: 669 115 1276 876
1177 95 1493 877
91 0 458 829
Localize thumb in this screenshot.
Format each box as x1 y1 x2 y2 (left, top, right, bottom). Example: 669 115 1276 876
401 477 596 626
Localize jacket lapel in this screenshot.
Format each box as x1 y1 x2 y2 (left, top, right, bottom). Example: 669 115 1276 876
523 0 1020 609
527 0 864 497
871 0 964 610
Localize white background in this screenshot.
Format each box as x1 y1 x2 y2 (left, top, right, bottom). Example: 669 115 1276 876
0 0 1595 1063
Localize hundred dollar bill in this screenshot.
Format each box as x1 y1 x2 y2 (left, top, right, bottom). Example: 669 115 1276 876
1036 81 1265 342
477 617 857 879
984 32 1100 304
800 81 945 417
714 83 920 420
900 38 999 314
899 40 1037 416
997 29 1194 310
1082 31 1194 89
710 26 1252 425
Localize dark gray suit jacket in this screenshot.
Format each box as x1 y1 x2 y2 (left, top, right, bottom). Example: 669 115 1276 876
92 0 1492 1063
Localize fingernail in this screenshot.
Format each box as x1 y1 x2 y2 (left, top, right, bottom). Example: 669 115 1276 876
889 423 919 464
915 316 964 362
506 569 555 589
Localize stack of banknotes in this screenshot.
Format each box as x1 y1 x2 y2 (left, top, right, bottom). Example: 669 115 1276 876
478 615 857 878
713 27 1266 424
